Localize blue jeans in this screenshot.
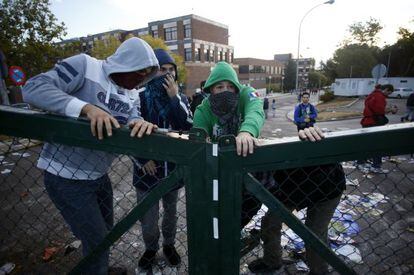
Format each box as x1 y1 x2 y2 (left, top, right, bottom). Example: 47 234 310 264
44 171 113 275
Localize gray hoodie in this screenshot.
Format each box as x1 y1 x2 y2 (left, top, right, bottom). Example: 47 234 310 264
23 37 159 180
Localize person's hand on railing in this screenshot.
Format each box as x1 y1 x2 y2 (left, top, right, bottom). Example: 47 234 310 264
141 160 157 176
236 131 259 157
81 104 120 140
298 126 324 142
129 119 158 138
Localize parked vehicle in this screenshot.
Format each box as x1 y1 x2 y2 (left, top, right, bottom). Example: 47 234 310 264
389 87 414 98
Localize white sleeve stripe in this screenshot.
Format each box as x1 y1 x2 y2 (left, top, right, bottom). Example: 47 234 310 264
65 98 88 118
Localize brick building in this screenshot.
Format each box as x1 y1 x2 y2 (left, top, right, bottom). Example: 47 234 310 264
143 15 234 96
234 58 284 91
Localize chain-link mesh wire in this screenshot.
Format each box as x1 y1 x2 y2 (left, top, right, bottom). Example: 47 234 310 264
1 133 414 274
0 136 188 274
240 157 414 274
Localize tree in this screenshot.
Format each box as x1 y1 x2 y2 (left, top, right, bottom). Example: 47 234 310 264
283 59 297 91
91 36 121 59
0 0 66 78
378 25 414 77
320 59 338 83
331 44 379 78
344 18 383 46
308 71 328 88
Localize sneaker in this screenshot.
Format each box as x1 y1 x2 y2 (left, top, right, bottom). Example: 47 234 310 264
163 245 181 266
370 167 389 174
138 250 157 270
248 258 283 273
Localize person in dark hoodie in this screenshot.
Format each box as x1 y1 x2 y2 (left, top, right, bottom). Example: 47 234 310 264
133 48 192 270
22 37 159 275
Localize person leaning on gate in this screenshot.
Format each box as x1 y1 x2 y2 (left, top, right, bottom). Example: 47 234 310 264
132 48 192 270
358 84 398 174
293 91 318 131
193 61 265 158
248 162 346 274
22 37 159 275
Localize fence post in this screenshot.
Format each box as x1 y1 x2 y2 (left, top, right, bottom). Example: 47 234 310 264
186 128 221 274
216 135 244 274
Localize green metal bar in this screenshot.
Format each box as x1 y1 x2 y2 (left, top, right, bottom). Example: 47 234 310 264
186 141 221 274
217 136 243 274
69 167 185 275
243 173 356 275
239 123 414 172
0 107 203 164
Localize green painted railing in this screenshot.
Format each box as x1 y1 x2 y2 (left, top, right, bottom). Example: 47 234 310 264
1 105 414 275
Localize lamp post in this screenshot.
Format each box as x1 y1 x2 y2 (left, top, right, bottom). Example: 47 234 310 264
295 0 335 91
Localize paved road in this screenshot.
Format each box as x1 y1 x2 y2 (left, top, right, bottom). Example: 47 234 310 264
261 93 408 138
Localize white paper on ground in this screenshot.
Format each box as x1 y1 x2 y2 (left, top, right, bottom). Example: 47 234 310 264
334 244 363 264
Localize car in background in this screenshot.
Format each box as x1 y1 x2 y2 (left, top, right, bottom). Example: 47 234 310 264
389 87 414 98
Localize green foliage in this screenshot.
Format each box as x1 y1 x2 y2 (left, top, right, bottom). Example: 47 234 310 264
344 18 383 47
378 25 414 77
319 90 335 103
0 0 67 78
91 36 121 59
283 59 297 91
308 71 328 88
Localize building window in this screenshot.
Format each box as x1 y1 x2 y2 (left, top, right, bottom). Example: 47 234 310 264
152 30 158 38
210 50 214 62
230 52 234 63
184 48 192 61
224 52 228 62
239 65 249 74
195 48 201 61
184 24 191 38
219 51 223 61
205 49 210 62
164 27 177 41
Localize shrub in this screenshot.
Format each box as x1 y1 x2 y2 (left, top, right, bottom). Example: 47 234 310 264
320 90 335 102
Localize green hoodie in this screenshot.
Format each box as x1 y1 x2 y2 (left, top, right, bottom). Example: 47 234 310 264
193 62 265 140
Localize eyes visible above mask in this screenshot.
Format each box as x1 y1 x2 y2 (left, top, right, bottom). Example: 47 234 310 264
211 81 236 94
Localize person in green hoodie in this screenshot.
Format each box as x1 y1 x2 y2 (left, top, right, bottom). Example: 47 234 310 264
193 61 264 156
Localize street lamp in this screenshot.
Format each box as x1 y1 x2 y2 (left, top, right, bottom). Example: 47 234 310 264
295 0 335 91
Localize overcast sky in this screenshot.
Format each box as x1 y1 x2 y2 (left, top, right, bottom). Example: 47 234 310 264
51 0 414 66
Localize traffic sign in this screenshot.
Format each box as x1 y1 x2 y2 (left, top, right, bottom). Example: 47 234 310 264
8 66 26 86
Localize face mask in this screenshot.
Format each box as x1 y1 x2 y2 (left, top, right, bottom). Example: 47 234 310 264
209 90 239 118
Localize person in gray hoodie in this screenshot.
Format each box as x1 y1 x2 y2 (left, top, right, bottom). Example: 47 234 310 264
22 37 159 275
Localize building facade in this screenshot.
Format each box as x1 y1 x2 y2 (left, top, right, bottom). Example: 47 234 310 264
234 58 284 91
294 57 315 88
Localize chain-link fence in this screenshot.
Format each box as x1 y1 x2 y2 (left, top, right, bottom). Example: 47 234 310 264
0 136 189 274
1 106 414 274
239 157 414 274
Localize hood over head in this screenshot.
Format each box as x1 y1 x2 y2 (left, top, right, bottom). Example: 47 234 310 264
102 37 159 86
203 61 242 93
153 48 178 81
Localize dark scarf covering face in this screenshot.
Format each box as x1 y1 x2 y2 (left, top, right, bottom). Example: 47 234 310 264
144 74 171 122
209 90 240 136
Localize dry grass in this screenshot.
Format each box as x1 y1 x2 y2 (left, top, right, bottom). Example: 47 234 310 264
317 110 361 121
317 97 356 111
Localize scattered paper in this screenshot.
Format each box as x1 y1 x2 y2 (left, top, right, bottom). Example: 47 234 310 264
1 169 11 174
295 260 309 272
334 244 363 264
